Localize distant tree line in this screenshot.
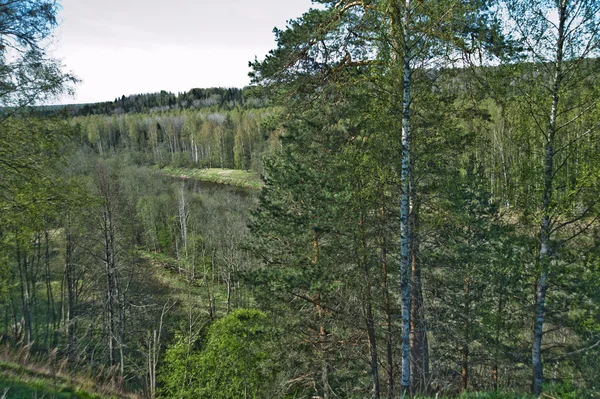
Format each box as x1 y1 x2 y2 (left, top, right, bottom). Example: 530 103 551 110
67 87 265 117
72 107 283 173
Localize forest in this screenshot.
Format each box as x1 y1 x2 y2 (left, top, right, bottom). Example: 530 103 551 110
1 0 600 398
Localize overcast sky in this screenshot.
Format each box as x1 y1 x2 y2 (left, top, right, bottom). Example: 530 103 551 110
51 0 316 104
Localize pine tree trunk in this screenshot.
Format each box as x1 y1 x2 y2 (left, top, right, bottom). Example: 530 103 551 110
493 298 504 391
380 204 394 399
360 214 380 398
310 232 330 399
462 266 470 393
410 228 429 394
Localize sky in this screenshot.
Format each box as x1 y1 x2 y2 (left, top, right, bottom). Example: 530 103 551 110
51 0 317 104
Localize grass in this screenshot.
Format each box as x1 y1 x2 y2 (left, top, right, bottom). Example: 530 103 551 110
138 250 234 315
0 361 118 399
408 383 591 399
0 377 101 399
156 166 262 189
138 251 207 307
414 393 532 399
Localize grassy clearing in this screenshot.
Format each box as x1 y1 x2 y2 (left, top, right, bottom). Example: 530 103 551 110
138 251 208 309
139 251 234 316
0 377 101 399
157 166 262 189
0 361 119 399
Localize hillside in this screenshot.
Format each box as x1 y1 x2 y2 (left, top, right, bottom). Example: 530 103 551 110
31 87 266 117
0 360 133 399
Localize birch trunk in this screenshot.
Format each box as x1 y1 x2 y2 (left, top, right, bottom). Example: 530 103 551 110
178 184 188 262
532 1 565 395
399 0 413 392
104 207 116 367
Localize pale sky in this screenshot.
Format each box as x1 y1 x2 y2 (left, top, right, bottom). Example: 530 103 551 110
51 0 317 104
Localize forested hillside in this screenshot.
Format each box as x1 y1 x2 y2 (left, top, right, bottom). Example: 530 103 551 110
32 87 265 117
1 1 600 399
71 107 283 174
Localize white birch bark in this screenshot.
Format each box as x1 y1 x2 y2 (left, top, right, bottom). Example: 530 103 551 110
399 0 413 392
532 1 566 394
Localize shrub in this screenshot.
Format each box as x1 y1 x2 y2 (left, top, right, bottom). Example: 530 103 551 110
159 309 274 399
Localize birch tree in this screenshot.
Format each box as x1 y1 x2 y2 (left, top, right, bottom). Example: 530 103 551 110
503 0 600 394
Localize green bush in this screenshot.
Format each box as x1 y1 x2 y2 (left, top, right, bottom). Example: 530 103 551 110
545 382 596 399
159 309 274 399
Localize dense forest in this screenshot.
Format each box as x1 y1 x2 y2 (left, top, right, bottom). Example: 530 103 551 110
1 0 600 399
33 87 266 117
70 107 283 174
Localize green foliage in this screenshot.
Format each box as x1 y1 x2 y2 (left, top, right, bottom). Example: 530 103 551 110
544 382 598 399
159 332 200 399
0 377 102 399
413 393 532 399
157 166 262 189
71 107 281 175
55 87 257 117
0 377 115 399
0 0 77 107
2 0 600 397
159 309 274 399
0 362 117 399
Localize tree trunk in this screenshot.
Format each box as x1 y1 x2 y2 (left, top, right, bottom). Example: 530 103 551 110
312 233 329 399
532 1 565 395
44 228 58 348
380 204 394 399
64 222 77 363
410 221 429 394
226 272 232 315
360 213 380 398
399 0 413 392
101 199 118 369
493 297 504 391
178 184 188 262
15 232 33 347
462 266 471 393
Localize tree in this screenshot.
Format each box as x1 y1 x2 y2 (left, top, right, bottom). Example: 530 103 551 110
0 0 78 242
0 117 77 344
502 0 600 394
251 0 507 394
160 309 274 399
0 1 82 372
0 0 76 110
